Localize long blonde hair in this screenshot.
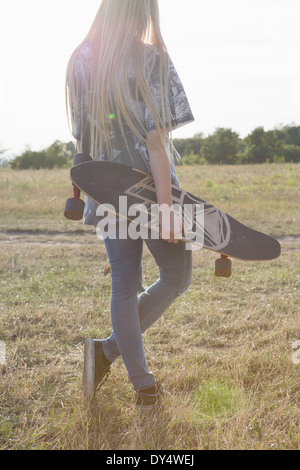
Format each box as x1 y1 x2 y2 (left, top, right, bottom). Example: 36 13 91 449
66 0 171 158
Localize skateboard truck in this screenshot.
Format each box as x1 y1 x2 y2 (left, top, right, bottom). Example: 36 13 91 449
64 153 92 221
215 254 232 278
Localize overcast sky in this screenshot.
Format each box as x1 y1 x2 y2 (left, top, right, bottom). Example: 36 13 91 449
0 0 299 157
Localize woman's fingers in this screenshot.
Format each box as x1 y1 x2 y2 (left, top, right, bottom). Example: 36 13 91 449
159 207 185 244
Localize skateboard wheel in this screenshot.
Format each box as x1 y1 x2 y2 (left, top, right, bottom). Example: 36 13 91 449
215 256 232 278
64 197 85 220
73 153 92 166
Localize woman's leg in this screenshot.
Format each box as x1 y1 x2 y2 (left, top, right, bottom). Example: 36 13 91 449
101 235 156 391
101 234 192 391
138 238 193 333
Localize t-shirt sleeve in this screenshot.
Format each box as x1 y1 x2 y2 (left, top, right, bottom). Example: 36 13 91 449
145 54 194 133
69 43 91 141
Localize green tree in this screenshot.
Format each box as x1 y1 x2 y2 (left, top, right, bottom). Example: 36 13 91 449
276 124 300 147
282 144 300 162
9 140 75 170
173 133 204 161
241 127 283 163
10 148 47 169
200 128 241 164
181 152 206 165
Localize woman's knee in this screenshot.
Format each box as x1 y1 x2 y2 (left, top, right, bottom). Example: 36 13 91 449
110 268 144 297
161 254 193 296
177 263 193 296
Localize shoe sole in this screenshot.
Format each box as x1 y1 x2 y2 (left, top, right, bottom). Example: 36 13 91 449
82 338 95 402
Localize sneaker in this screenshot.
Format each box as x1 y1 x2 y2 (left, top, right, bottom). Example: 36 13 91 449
135 382 164 410
82 339 111 402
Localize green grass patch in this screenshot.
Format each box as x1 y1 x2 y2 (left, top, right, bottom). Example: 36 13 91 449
191 378 247 421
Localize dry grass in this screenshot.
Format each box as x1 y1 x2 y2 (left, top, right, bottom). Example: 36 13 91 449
0 163 299 450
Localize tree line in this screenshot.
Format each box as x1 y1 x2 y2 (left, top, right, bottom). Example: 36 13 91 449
3 124 300 170
174 124 300 165
8 141 77 170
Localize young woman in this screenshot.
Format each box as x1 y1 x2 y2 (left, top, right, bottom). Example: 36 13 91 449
66 0 194 409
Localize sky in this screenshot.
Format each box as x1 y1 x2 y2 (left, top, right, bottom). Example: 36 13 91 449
0 0 299 158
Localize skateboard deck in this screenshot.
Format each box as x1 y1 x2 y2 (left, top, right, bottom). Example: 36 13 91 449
69 161 281 268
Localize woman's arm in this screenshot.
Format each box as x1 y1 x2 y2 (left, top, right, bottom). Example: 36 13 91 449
146 131 173 206
146 130 184 244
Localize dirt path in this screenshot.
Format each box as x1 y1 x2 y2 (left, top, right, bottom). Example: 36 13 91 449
0 230 99 246
0 231 299 250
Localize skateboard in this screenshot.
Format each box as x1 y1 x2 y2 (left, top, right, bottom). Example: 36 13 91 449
65 155 281 277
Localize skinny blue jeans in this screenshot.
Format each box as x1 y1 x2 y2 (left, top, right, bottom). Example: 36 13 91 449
101 231 193 392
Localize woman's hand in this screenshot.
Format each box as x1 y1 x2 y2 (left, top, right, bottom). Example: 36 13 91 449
159 205 186 244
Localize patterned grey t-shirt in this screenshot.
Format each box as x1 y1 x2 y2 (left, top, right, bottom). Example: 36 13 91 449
71 41 194 226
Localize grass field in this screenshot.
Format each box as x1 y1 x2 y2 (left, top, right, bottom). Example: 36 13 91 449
0 163 299 450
